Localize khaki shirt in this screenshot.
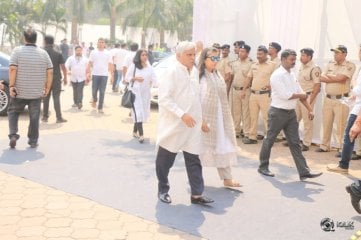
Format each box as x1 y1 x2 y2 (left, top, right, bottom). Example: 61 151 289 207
271 57 281 67
232 58 252 87
216 56 232 80
247 60 276 90
298 60 321 92
323 60 356 95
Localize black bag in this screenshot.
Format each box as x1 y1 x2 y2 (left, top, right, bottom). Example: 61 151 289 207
121 85 135 108
121 67 136 108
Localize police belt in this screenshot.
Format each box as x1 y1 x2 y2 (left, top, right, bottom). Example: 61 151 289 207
251 89 270 94
326 93 349 100
233 86 248 90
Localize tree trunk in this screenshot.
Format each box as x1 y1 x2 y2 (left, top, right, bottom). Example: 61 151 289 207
141 29 146 49
71 17 78 43
160 29 165 45
110 7 116 43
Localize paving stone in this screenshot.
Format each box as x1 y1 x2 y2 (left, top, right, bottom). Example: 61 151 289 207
71 228 100 238
18 217 47 227
16 226 46 237
43 227 73 238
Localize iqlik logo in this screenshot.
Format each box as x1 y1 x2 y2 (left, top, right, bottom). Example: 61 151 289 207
321 218 354 232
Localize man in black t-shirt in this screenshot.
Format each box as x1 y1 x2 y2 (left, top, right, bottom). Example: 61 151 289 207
43 35 68 123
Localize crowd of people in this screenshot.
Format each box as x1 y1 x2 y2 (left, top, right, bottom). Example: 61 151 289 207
4 28 361 210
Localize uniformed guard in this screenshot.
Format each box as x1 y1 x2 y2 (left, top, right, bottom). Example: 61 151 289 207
296 48 321 151
241 45 277 144
216 44 233 95
229 44 253 138
268 42 282 67
316 45 356 152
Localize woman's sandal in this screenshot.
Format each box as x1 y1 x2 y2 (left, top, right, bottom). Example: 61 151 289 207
139 136 144 143
223 180 242 188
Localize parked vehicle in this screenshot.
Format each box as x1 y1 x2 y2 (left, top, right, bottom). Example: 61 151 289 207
0 51 10 116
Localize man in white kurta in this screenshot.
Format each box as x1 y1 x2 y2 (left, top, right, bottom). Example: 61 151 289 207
156 41 214 205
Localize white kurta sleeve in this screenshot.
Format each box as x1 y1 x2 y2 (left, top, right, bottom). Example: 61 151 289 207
158 68 185 118
124 64 135 83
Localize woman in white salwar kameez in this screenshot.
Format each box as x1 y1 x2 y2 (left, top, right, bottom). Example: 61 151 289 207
125 49 157 143
198 47 241 187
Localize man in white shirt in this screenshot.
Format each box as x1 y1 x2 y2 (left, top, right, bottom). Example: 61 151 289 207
65 45 89 109
112 43 128 92
86 38 113 113
258 49 322 181
122 43 138 80
155 41 214 205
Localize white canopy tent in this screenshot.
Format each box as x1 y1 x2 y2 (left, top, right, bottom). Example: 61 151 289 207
193 0 361 146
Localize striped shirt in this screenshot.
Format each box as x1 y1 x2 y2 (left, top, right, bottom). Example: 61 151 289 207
10 45 53 99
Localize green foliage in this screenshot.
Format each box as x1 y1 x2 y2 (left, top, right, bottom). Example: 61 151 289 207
0 0 193 47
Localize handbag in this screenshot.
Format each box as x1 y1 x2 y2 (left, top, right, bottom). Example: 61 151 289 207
121 67 136 108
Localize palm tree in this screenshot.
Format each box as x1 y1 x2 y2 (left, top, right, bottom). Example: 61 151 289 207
121 0 193 47
69 0 95 44
98 0 126 43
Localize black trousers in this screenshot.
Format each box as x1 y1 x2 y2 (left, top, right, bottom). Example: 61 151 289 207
133 122 143 136
259 107 310 176
72 81 85 105
155 146 204 195
43 80 62 119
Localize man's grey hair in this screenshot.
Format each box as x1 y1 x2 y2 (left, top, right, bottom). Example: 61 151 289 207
176 41 196 54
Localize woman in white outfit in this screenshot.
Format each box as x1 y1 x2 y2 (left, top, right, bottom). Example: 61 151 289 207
198 47 241 187
125 49 157 143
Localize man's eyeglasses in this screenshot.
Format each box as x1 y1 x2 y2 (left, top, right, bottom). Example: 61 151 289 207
206 56 220 62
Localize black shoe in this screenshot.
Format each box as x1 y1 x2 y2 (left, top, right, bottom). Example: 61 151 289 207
243 138 257 144
257 135 264 140
78 103 83 110
41 117 48 122
56 118 67 123
191 196 214 205
335 152 341 158
346 185 361 214
352 153 361 160
9 136 17 149
283 142 289 147
299 171 323 181
315 148 328 152
258 168 275 177
158 193 171 204
301 144 309 151
29 142 38 148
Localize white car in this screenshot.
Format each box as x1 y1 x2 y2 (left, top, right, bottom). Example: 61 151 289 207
151 54 176 105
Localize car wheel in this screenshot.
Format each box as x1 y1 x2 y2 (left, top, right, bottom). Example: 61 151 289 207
0 85 9 116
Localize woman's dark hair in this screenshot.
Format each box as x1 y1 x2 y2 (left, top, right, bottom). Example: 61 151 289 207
198 47 219 79
133 49 147 69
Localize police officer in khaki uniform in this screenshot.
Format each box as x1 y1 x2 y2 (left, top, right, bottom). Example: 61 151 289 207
241 45 276 144
230 44 253 138
316 45 356 152
216 44 233 95
269 42 282 67
296 48 321 151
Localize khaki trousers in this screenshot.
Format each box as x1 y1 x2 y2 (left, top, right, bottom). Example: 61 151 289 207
217 167 232 180
249 93 270 140
230 88 251 137
295 99 316 146
320 97 349 150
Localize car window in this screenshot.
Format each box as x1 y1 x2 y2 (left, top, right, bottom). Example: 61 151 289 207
0 53 10 67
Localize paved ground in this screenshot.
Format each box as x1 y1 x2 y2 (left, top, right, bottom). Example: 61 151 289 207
0 83 361 240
